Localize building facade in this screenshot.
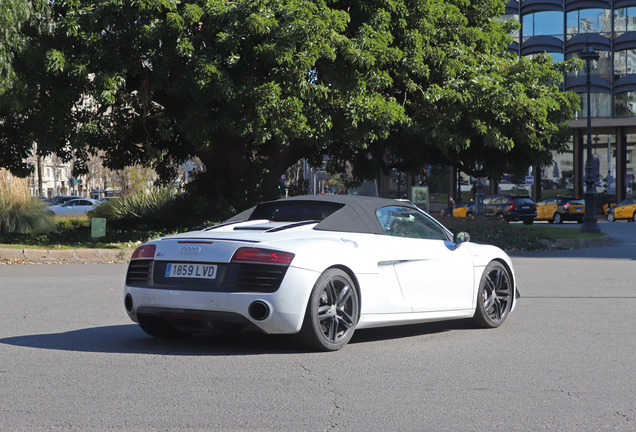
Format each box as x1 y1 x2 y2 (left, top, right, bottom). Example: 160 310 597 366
505 0 636 204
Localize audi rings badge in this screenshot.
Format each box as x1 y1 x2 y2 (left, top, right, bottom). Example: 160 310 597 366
180 246 202 255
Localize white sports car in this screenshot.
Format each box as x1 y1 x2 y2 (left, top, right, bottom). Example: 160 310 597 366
124 195 518 351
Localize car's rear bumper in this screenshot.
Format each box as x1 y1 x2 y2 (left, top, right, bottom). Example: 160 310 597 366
124 265 320 334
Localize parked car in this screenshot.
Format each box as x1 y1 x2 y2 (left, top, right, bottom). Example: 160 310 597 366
535 196 584 224
453 201 475 219
605 197 636 222
47 195 83 206
541 179 559 190
123 195 518 351
497 180 515 192
483 194 536 225
48 198 100 217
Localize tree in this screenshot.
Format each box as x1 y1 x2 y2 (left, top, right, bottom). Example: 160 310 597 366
0 0 579 211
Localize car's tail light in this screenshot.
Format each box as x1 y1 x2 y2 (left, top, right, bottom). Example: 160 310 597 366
510 204 514 210
231 248 295 265
131 244 156 260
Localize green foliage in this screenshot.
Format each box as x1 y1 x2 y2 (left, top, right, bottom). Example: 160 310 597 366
0 190 56 234
440 218 548 253
1 0 580 210
89 187 179 225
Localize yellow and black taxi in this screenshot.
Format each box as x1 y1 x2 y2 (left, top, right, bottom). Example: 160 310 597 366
453 201 475 219
535 196 585 224
606 197 636 222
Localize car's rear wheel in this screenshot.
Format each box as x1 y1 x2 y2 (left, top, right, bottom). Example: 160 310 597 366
297 269 359 352
137 316 193 339
606 212 616 222
496 212 506 222
553 212 563 224
523 219 533 225
633 212 636 222
473 262 512 328
466 212 474 220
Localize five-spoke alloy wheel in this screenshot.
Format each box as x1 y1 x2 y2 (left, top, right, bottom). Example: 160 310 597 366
473 262 512 328
298 269 359 351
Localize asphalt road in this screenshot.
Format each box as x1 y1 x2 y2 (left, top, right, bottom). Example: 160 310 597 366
1 221 635 431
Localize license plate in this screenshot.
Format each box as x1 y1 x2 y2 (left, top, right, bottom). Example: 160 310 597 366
576 208 582 212
165 263 217 279
522 206 530 209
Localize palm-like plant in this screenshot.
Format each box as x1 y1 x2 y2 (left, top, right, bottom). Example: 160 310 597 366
0 174 56 233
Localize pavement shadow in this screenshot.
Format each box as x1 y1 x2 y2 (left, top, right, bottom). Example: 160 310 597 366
0 320 474 356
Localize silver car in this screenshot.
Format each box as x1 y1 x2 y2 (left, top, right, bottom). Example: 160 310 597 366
49 198 100 217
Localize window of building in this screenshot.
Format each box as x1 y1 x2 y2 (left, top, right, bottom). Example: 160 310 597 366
566 51 612 78
525 52 564 62
614 7 636 35
615 92 636 117
498 13 520 44
614 49 636 75
577 92 612 118
522 11 564 41
567 9 611 37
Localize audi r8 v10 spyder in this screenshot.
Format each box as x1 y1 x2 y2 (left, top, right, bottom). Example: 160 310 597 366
124 195 519 351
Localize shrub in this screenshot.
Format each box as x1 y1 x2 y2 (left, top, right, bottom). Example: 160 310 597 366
440 218 547 253
0 174 56 234
88 187 180 228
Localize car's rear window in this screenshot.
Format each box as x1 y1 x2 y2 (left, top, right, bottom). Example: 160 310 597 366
249 201 345 222
512 197 535 205
568 199 584 205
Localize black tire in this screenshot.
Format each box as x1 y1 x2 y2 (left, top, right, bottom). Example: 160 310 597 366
523 219 533 225
606 212 615 222
467 212 474 220
495 212 506 222
473 262 512 328
633 212 636 222
553 212 563 224
442 211 452 219
297 269 359 352
137 316 193 339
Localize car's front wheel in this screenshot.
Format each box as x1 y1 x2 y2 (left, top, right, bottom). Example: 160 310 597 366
473 262 512 328
297 269 359 351
606 212 616 222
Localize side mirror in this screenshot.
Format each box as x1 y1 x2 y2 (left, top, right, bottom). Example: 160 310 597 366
453 231 470 244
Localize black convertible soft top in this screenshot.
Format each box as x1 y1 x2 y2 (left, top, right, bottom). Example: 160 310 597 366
226 195 422 235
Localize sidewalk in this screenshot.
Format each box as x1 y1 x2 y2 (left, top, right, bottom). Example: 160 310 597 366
0 247 134 265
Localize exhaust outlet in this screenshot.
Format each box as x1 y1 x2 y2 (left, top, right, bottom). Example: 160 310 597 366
248 301 270 321
125 293 134 313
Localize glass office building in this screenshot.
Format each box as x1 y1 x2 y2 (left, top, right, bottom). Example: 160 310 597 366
505 0 636 204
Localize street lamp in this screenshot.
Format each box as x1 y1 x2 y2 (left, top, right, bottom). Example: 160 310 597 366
474 163 485 218
579 38 601 233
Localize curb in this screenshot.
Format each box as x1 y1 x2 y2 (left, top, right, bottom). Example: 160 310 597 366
0 248 133 265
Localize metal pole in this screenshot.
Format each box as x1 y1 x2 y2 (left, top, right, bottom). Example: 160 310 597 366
580 38 601 233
